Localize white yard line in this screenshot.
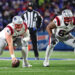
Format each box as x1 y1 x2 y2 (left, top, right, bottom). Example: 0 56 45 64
0 70 75 73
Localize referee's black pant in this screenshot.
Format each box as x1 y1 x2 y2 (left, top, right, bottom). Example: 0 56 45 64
28 28 39 57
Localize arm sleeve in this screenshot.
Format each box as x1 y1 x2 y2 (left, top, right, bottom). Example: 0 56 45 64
37 12 43 22
36 12 43 29
5 28 15 57
53 18 58 27
21 13 25 20
21 11 28 25
5 28 11 35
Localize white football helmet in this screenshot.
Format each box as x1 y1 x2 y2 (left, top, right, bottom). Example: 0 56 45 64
62 9 73 25
12 16 23 31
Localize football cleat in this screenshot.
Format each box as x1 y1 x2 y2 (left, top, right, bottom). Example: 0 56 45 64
22 64 32 67
43 60 49 67
22 62 32 67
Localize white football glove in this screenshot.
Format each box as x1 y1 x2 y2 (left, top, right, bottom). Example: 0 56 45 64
23 29 30 42
23 37 30 42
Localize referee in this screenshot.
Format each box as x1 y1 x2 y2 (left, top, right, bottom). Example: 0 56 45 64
21 2 43 60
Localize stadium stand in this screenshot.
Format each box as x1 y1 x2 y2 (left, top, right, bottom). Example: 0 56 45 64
0 0 75 50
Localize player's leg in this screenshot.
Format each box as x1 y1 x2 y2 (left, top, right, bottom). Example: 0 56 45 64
74 48 75 54
14 37 32 67
21 40 32 67
63 36 75 48
0 38 7 55
43 37 57 67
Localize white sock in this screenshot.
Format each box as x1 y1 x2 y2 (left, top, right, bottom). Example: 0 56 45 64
22 46 28 65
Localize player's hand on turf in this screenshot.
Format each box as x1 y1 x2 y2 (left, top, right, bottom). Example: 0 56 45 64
12 57 17 62
12 59 20 67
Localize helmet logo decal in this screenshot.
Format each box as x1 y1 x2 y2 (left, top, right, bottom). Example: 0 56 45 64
14 17 17 20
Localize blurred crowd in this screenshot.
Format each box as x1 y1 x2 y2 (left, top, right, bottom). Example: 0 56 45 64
0 0 75 31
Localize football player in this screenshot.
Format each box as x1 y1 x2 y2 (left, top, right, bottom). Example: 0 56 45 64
0 16 32 67
43 9 75 67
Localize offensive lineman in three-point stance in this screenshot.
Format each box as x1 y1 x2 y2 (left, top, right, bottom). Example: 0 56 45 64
0 16 32 67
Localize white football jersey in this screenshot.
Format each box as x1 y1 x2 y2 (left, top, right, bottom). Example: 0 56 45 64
0 22 28 40
53 15 75 38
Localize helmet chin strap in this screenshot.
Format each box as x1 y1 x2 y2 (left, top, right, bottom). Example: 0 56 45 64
15 28 21 31
16 29 21 31
64 22 69 26
64 22 72 26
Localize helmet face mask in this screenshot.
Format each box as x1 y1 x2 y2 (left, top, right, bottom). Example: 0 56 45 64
62 9 73 25
64 17 73 25
12 16 23 31
15 24 23 31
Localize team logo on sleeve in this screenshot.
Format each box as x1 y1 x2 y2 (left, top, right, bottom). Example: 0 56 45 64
54 20 57 23
7 29 10 33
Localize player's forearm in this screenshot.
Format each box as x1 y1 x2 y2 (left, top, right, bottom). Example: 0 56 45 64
5 33 15 58
7 38 15 58
23 36 30 41
46 21 56 37
46 26 52 37
8 45 15 58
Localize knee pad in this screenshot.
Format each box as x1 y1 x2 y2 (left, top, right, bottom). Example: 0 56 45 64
22 41 28 47
22 47 28 51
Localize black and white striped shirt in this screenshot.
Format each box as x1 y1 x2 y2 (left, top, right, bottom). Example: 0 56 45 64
22 10 43 29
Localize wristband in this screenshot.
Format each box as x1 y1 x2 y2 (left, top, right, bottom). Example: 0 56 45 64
11 54 15 58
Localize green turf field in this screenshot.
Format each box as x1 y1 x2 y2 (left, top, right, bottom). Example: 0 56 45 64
0 51 75 75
